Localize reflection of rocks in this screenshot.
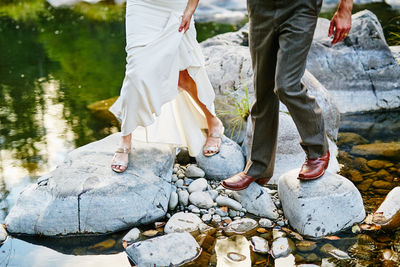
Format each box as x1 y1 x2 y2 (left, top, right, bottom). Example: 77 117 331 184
351 142 400 160
215 235 251 267
278 169 365 237
308 10 400 113
373 187 400 229
87 96 119 125
126 232 201 266
5 133 175 236
337 132 368 148
196 136 245 180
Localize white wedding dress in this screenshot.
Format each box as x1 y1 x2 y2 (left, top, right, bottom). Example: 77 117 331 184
109 0 216 156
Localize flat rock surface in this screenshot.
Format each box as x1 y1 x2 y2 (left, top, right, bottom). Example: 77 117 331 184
125 232 201 267
5 133 175 236
278 169 365 237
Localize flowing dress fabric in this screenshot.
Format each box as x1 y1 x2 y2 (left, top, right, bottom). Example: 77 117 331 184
109 0 216 157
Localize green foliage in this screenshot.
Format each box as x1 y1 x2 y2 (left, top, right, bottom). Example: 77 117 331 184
195 17 248 43
0 0 49 21
217 78 251 139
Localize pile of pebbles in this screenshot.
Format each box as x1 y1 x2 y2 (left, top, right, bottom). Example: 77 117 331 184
167 162 287 227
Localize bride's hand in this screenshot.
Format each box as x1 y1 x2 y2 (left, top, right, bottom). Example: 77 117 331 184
179 11 193 33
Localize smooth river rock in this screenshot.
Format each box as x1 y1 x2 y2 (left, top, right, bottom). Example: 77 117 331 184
5 133 175 236
232 182 279 219
216 195 242 211
278 169 365 237
196 136 245 180
125 232 201 267
164 212 202 234
189 191 215 209
351 142 400 160
188 178 208 193
373 187 400 229
307 10 400 113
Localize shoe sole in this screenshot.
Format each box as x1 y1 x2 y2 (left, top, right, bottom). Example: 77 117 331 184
298 163 329 181
221 177 271 191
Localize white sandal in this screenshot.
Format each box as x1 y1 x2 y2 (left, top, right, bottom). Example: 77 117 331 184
111 147 130 173
203 126 224 157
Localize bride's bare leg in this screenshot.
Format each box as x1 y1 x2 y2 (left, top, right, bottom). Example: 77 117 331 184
111 133 132 172
178 70 223 154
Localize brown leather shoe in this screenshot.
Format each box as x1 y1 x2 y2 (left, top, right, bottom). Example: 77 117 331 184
221 172 271 191
298 150 330 181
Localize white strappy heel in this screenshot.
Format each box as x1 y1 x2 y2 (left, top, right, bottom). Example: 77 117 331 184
203 126 224 157
111 146 131 173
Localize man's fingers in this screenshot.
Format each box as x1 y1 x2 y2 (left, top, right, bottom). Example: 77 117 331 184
328 20 335 37
331 29 342 44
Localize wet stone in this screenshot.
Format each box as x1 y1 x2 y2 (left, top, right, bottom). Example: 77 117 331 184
259 218 273 228
272 237 294 258
251 236 269 254
372 180 393 189
125 232 201 266
225 218 258 236
215 235 251 266
296 240 317 252
212 214 222 223
347 169 364 183
367 159 392 170
376 169 393 182
164 212 202 234
122 228 141 245
357 178 373 191
202 214 212 223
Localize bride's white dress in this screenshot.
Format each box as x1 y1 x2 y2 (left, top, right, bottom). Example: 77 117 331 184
109 0 216 157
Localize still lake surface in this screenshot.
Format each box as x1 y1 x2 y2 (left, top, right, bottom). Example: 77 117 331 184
0 1 399 266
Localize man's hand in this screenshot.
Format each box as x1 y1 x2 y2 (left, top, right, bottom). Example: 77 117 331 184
329 0 353 45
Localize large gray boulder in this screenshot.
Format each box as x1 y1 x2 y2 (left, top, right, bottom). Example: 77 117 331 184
196 136 245 180
125 232 201 267
5 133 175 236
243 112 340 184
278 169 365 237
307 10 400 113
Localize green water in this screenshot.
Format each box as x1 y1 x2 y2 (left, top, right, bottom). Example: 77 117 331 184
0 1 399 266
